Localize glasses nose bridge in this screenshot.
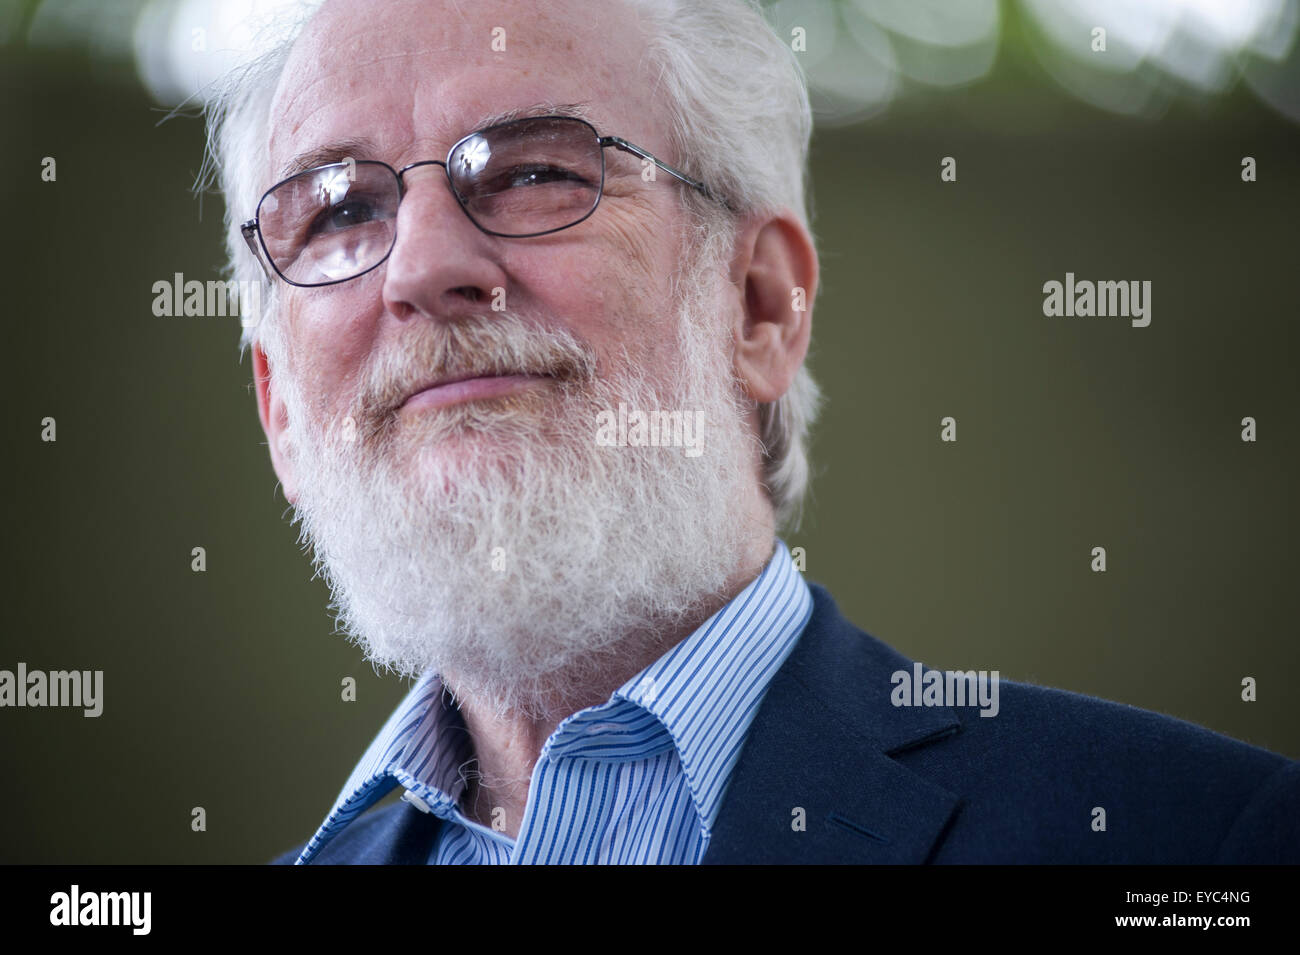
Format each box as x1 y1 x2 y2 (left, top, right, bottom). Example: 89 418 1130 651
388 158 478 261
395 158 450 197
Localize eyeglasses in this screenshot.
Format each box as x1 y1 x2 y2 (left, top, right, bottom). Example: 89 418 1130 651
240 114 733 288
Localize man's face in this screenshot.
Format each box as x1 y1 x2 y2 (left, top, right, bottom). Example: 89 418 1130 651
265 0 694 473
255 0 762 717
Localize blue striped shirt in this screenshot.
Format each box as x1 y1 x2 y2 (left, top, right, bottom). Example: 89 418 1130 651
293 538 812 864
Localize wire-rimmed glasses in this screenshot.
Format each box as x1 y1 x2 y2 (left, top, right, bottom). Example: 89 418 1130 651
240 114 733 288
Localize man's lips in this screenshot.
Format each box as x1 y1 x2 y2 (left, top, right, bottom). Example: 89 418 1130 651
399 373 550 411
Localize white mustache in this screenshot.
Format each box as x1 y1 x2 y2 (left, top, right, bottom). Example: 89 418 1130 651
355 313 599 422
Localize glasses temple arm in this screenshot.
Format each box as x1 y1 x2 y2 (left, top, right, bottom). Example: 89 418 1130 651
600 137 735 212
241 219 275 282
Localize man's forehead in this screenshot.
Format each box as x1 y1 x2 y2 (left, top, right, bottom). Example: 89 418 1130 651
268 0 653 178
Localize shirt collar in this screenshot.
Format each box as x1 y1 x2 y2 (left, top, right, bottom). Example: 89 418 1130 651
293 672 470 863
547 538 813 832
295 538 812 862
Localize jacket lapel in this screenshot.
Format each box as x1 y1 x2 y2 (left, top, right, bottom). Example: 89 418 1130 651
703 583 963 864
363 800 444 865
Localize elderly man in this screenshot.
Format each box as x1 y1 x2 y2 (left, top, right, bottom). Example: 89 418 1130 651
208 0 1298 864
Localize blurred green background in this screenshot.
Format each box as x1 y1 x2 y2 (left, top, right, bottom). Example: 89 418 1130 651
2 0 1298 863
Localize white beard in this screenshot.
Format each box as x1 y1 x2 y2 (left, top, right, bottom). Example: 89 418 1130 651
268 234 761 719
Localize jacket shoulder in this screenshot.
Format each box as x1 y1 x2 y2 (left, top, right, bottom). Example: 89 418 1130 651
774 583 1299 863
916 679 1299 862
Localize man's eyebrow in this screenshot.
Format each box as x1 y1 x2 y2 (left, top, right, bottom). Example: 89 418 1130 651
473 101 594 130
276 104 595 183
279 137 381 180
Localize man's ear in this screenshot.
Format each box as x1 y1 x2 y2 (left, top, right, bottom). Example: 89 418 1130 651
251 342 298 505
727 211 816 404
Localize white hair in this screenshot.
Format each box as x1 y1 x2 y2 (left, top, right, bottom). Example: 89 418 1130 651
201 0 821 529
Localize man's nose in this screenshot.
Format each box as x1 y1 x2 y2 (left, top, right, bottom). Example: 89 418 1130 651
381 164 507 322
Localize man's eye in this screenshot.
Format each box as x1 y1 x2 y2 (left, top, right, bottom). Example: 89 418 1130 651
500 164 588 188
308 200 377 236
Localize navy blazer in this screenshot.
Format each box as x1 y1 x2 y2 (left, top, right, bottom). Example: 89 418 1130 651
272 582 1299 864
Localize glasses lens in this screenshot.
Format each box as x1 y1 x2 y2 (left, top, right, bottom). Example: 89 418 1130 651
258 162 399 286
448 117 603 236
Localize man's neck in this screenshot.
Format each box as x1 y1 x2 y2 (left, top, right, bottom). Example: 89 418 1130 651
448 526 777 839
